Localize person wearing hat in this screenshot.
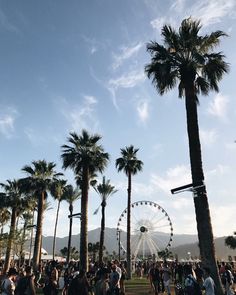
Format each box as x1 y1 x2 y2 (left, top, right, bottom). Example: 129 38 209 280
1 268 18 295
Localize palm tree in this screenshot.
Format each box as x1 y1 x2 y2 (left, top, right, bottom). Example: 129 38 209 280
94 176 117 265
225 232 236 250
61 130 109 271
64 184 81 263
0 179 24 273
116 145 143 279
145 18 228 294
21 160 62 271
50 179 67 260
0 208 11 259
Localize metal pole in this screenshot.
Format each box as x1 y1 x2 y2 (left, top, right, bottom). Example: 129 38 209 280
118 230 121 262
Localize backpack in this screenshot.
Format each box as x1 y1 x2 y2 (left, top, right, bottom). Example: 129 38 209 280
15 277 30 295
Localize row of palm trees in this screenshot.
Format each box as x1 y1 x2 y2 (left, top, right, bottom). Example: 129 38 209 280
0 17 229 294
0 130 143 281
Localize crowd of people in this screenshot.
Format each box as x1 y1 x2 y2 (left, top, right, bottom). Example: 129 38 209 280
0 259 235 295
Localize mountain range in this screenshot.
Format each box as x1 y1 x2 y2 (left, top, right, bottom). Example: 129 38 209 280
41 228 235 261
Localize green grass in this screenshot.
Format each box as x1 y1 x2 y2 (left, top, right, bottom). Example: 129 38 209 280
125 276 176 295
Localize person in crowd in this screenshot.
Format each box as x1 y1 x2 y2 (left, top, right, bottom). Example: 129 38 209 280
148 262 160 295
162 262 171 295
202 267 215 295
68 269 90 295
224 264 234 295
1 268 18 295
195 264 204 287
184 264 201 295
94 269 109 295
15 266 36 295
119 263 127 295
109 264 120 295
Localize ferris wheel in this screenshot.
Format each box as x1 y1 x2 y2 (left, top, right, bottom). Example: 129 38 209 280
116 200 173 260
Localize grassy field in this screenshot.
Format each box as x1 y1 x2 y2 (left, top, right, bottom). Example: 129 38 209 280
125 277 176 295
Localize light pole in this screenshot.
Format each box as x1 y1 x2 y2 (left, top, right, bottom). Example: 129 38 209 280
117 230 121 262
27 224 36 266
67 213 81 263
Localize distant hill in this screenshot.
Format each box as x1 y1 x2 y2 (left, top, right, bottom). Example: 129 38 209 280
40 228 235 260
172 237 236 261
41 227 198 255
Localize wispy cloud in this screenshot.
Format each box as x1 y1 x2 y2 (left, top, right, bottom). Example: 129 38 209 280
207 93 229 120
200 128 218 146
81 35 106 55
189 0 236 27
24 127 46 147
57 95 99 133
151 165 191 194
107 70 146 110
109 70 146 90
112 42 143 70
211 204 236 236
151 0 236 32
136 99 149 123
151 17 175 32
170 0 186 13
0 8 19 33
0 107 18 138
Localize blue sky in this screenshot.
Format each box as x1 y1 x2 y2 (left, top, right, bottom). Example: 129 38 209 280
0 0 236 239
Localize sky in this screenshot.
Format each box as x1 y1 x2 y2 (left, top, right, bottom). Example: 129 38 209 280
0 0 236 242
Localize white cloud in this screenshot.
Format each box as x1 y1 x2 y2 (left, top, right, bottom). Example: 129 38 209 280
207 93 229 120
225 142 236 150
112 42 143 70
151 165 191 194
81 35 107 55
109 70 146 90
0 107 18 138
151 17 171 32
151 0 236 32
211 205 236 236
189 0 236 27
57 95 99 133
137 100 149 123
170 0 186 13
206 164 230 177
199 129 218 146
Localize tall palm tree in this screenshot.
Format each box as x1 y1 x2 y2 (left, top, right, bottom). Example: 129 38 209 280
0 179 24 273
145 18 228 294
64 184 81 264
0 208 11 259
21 160 62 271
116 145 143 279
61 130 109 271
94 176 117 265
50 179 67 260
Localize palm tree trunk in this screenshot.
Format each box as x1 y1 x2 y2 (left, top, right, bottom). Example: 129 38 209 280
52 200 61 260
3 207 17 274
127 172 132 279
67 204 73 264
29 209 35 265
99 202 105 266
33 192 44 271
80 166 89 271
19 219 28 265
185 86 224 295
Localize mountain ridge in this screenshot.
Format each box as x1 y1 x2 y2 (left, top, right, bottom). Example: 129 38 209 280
41 227 234 260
